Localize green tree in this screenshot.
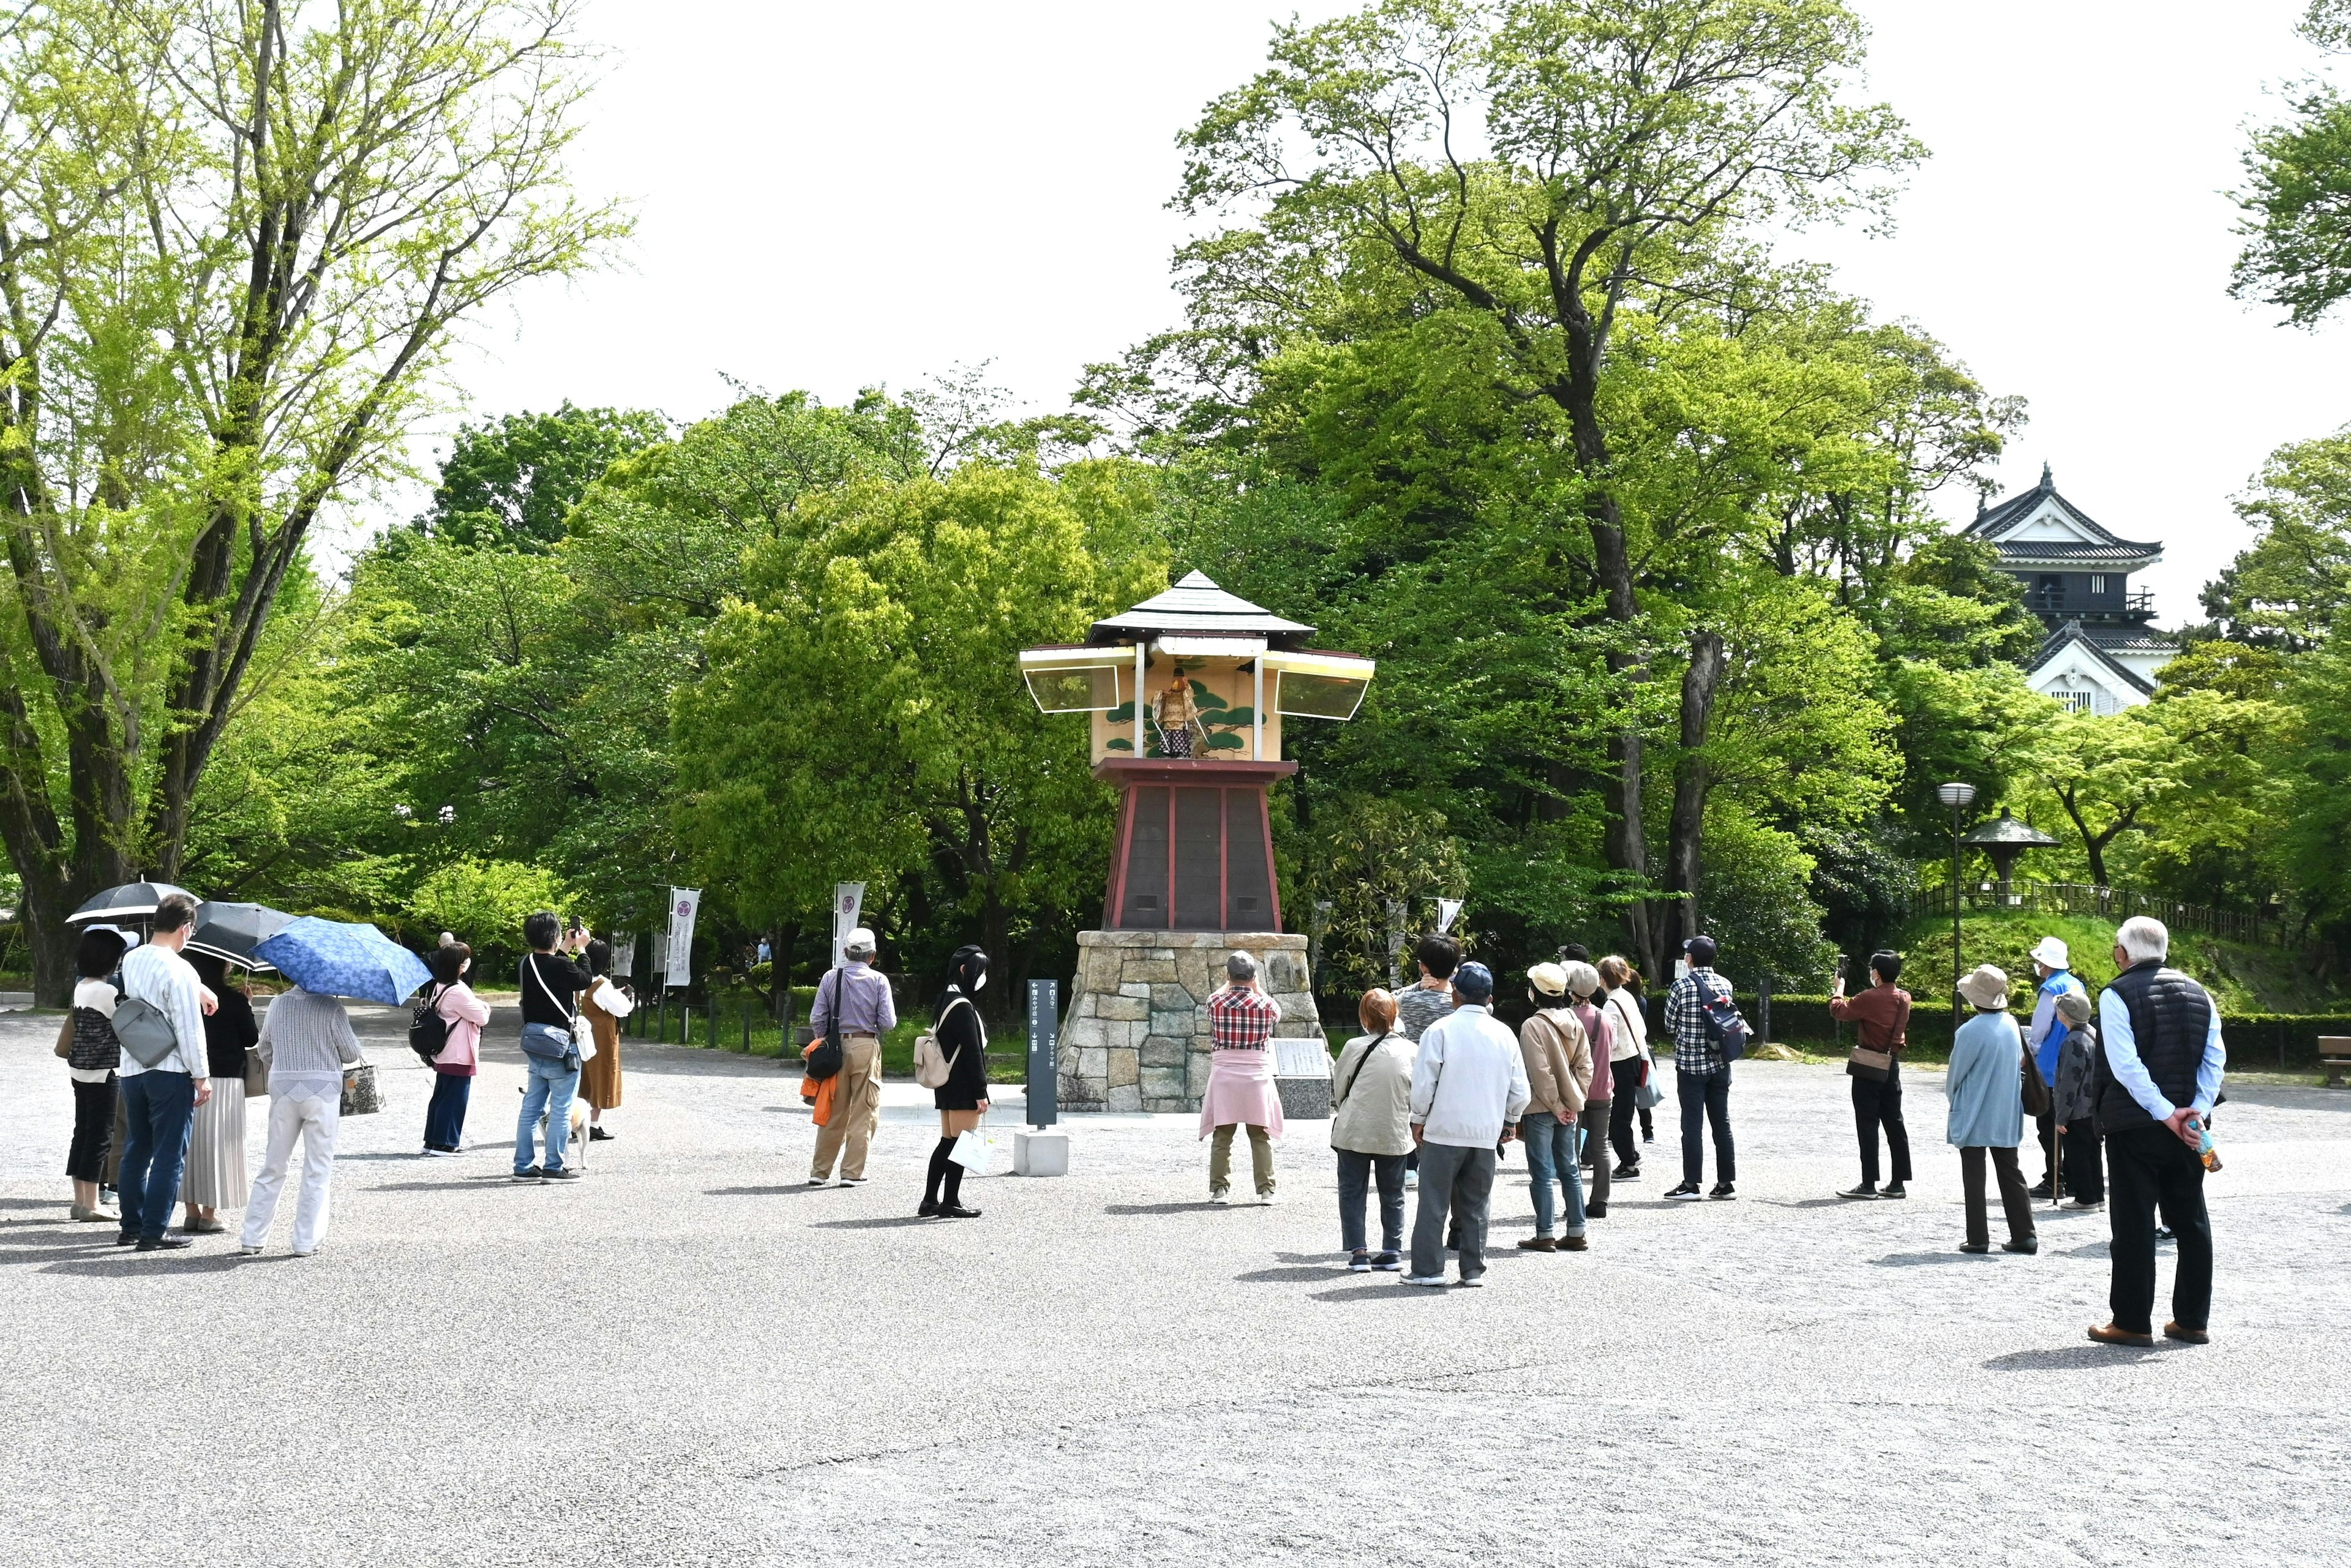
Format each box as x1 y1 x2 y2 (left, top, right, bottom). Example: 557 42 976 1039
0 0 626 999
672 460 1164 1010
411 403 668 552
1157 0 1927 978
2200 427 2351 648
2232 1 2351 324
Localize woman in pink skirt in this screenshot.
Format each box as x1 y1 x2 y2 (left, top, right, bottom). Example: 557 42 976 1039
1200 950 1286 1204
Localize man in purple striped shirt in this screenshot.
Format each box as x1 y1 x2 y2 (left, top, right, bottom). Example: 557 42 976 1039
808 928 896 1186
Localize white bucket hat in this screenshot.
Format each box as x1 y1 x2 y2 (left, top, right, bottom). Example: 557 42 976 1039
2030 936 2069 969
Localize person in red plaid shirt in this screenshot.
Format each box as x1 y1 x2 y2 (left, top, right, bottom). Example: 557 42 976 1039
1200 951 1286 1203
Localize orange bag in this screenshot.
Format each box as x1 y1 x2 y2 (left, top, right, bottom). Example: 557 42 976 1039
800 1044 836 1125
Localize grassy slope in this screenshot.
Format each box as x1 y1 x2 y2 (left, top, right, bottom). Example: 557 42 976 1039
1888 906 2344 1016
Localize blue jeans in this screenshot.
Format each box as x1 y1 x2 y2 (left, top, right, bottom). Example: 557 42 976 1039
1521 1112 1585 1238
516 1054 579 1173
424 1071 471 1151
118 1071 197 1241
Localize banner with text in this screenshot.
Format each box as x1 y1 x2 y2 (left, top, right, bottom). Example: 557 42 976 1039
666 888 702 988
831 883 866 967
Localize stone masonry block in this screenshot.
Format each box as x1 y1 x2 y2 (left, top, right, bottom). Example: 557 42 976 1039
1107 1049 1140 1089
1097 995 1149 1022
1119 981 1153 999
1125 959 1179 983
1106 1084 1142 1112
1079 1047 1109 1082
1150 983 1196 1012
1141 1065 1189 1102
1141 1034 1189 1067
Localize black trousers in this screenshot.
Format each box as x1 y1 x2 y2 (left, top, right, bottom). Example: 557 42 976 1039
1677 1066 1733 1185
2107 1122 2212 1334
1608 1060 1644 1164
67 1075 115 1181
1959 1146 2036 1248
1851 1062 1912 1187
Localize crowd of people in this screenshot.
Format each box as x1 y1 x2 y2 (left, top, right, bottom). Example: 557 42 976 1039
43 898 2229 1345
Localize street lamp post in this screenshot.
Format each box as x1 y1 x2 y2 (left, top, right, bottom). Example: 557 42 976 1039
1936 782 1978 1037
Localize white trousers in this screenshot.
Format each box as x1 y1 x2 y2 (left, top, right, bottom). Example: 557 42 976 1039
241 1094 340 1253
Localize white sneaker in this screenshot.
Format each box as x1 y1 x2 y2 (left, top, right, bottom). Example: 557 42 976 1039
840 1177 868 1186
1258 1190 1281 1206
236 1245 262 1256
806 1177 828 1186
1210 1190 1232 1205
1401 1273 1447 1287
1457 1275 1486 1288
1404 1170 1419 1190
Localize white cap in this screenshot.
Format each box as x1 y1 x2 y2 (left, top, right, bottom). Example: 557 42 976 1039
2030 936 2069 970
843 926 876 956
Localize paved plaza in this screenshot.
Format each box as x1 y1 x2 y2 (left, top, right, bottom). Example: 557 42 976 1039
3 1007 2347 1567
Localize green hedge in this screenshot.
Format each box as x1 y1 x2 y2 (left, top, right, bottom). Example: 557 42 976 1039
1741 992 2351 1068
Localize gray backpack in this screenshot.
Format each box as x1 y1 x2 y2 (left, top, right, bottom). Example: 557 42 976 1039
111 990 182 1068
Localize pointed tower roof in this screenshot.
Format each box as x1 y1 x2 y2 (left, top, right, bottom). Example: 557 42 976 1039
1086 571 1316 647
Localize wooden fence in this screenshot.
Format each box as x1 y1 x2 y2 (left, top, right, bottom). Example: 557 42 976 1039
1911 880 2289 950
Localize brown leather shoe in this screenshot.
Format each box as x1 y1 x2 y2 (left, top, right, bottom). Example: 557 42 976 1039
2162 1321 2210 1345
1560 1236 1589 1251
2088 1322 2156 1348
1515 1236 1556 1252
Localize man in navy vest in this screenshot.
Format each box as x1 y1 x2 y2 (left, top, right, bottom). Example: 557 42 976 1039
2088 916 2226 1349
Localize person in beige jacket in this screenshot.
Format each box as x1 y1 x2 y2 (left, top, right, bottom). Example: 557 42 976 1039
1517 962 1594 1252
1330 989 1415 1272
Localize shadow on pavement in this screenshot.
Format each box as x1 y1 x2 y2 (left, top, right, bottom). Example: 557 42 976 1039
374 1179 527 1193
1871 1250 1989 1267
1308 1280 1440 1303
43 1251 294 1277
809 1216 931 1230
1236 1264 1344 1283
1985 1343 2170 1371
1104 1202 1221 1216
708 1185 831 1198
1767 1197 1862 1209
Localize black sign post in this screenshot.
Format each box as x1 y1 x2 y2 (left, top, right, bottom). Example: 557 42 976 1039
1026 977 1059 1128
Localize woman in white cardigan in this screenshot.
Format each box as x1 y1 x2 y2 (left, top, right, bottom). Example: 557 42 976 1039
1597 955 1657 1178
1330 989 1416 1273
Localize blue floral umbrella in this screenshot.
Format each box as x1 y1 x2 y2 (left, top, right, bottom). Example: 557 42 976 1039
252 917 432 1006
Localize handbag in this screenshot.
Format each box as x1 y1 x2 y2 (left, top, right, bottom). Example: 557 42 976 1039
340 1060 382 1116
949 1117 999 1176
806 969 847 1081
522 957 590 1062
1847 1046 1892 1081
243 1044 269 1098
54 1013 73 1060
111 992 182 1069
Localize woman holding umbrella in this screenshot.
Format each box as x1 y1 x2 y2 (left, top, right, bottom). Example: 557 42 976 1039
176 951 259 1234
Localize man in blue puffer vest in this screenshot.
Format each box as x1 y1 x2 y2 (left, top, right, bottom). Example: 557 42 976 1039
2024 936 2085 1197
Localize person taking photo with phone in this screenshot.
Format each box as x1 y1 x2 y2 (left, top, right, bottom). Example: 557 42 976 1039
1831 951 1913 1201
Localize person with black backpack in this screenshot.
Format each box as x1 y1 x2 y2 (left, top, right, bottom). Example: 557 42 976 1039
416 942 490 1155
1662 935 1745 1201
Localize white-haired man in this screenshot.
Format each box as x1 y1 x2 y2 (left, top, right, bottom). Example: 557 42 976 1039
2088 917 2225 1349
808 927 895 1186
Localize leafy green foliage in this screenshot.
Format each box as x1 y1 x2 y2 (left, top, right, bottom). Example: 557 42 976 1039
2200 427 2351 648
411 404 669 552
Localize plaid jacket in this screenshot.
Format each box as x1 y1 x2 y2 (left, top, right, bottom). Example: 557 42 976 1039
1208 983 1281 1051
1663 967 1733 1074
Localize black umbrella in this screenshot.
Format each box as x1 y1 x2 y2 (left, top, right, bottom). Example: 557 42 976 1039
66 881 197 926
186 900 296 970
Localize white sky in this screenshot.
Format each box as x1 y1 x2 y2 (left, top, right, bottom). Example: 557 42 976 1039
399 0 2347 625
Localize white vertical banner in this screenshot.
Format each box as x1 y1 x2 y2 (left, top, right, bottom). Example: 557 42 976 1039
830 882 866 967
665 888 702 988
610 934 636 978
1436 898 1464 935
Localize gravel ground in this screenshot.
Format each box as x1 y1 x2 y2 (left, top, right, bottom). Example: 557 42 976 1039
3 1007 2347 1568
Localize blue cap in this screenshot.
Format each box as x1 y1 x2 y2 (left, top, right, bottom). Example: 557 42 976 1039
1453 961 1494 1002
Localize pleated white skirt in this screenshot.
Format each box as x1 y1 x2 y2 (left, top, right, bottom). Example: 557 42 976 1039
179 1077 249 1209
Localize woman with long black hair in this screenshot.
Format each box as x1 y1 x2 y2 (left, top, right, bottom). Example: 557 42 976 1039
920 945 991 1219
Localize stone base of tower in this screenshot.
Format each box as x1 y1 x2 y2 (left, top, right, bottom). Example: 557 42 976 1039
1057 929 1325 1114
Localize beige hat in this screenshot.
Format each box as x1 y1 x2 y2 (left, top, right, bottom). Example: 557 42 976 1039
1957 964 2012 1011
1528 961 1569 997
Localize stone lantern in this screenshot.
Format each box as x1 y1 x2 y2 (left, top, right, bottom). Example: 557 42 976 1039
1960 815 2060 906
1019 572 1375 1112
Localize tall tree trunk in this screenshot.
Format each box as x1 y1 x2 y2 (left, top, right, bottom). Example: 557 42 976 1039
1663 631 1727 959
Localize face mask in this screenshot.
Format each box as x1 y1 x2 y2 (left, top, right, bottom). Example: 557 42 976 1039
970 972 987 992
